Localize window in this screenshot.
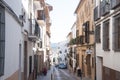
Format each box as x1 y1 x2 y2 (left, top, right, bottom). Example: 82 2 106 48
40 41 42 48
103 20 110 51
64 49 67 53
76 30 79 37
113 14 120 51
59 51 62 54
0 6 5 76
95 25 101 43
84 21 89 43
76 54 79 67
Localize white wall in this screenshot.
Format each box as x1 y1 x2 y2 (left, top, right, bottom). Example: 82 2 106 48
0 10 22 80
96 44 103 57
71 22 76 69
57 41 67 64
71 23 76 39
96 13 120 72
4 0 22 16
96 57 102 80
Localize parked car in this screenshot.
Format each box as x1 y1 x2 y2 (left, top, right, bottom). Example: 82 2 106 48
58 63 67 69
55 64 59 67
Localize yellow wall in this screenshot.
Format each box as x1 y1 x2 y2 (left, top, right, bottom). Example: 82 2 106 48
76 0 95 80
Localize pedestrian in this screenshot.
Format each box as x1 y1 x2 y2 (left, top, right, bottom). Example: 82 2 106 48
78 69 82 77
43 67 47 76
77 66 82 80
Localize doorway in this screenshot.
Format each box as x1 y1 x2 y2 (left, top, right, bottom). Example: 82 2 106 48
24 41 28 80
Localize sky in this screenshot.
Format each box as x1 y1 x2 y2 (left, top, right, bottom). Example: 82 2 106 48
46 0 80 43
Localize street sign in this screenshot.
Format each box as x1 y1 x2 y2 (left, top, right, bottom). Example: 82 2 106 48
86 49 92 54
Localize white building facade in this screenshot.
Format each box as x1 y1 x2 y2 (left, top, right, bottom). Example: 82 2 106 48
0 0 23 80
0 0 52 80
70 22 77 71
94 0 120 80
57 41 68 65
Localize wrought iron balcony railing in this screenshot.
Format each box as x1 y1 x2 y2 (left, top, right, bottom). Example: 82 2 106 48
76 36 84 45
28 22 40 42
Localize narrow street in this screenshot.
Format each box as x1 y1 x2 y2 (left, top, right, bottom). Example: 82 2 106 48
37 66 91 80
37 66 78 80
54 68 77 80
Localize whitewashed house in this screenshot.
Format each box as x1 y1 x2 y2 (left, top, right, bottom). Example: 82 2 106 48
0 0 23 80
0 0 52 80
66 22 77 72
57 41 68 65
94 0 120 80
70 22 77 72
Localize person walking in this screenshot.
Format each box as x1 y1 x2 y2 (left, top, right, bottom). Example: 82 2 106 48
43 67 47 76
77 66 82 80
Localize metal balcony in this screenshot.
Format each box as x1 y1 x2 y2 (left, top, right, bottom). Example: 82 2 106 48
28 22 40 42
76 36 84 44
110 0 120 9
100 0 110 16
37 10 45 25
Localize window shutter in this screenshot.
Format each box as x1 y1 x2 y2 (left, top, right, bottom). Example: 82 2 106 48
106 21 109 50
95 25 101 43
103 20 109 51
103 23 106 50
114 18 118 50
118 18 120 49
113 14 120 51
85 21 89 43
112 17 117 50
87 21 90 43
0 6 5 75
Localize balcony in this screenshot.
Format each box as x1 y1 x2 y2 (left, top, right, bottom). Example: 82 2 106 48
69 38 76 45
100 0 110 16
83 21 90 43
94 6 100 21
74 47 76 59
76 36 84 45
69 48 72 57
28 22 40 42
111 0 120 9
37 10 45 25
